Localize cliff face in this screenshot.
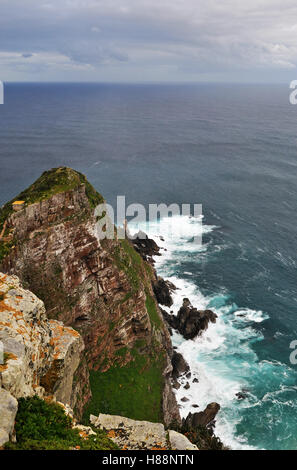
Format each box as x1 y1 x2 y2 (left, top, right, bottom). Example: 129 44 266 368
0 272 85 445
0 168 180 425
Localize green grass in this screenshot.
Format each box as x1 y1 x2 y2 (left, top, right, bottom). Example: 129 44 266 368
4 396 118 450
145 291 162 329
83 348 165 424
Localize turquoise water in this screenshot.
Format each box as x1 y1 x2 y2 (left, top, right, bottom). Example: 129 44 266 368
130 215 297 450
1 83 297 449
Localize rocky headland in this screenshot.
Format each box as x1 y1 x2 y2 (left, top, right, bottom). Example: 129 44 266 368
0 167 224 450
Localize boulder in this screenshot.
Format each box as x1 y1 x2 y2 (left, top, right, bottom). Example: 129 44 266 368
168 430 198 450
171 351 190 379
131 231 161 263
0 389 18 447
161 298 217 340
0 273 84 407
152 277 176 308
184 403 220 429
90 414 167 450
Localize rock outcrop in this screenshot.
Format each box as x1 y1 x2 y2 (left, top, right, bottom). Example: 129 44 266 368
131 231 161 264
0 272 85 446
162 298 217 340
171 351 190 380
152 277 175 308
183 403 221 429
0 389 18 446
0 167 180 425
90 413 198 450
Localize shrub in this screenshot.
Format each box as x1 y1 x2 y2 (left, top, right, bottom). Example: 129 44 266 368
4 396 118 450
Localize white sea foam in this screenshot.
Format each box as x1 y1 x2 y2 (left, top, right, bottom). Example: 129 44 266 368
129 214 268 450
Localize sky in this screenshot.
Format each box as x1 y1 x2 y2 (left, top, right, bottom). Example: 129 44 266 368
2 0 297 82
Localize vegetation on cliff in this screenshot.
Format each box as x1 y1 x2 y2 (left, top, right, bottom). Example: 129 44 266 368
83 347 166 424
0 167 175 427
4 396 118 451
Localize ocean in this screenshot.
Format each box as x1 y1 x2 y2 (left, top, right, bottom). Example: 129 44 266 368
1 82 297 449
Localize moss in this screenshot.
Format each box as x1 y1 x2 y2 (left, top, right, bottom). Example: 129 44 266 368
83 348 165 424
4 396 118 451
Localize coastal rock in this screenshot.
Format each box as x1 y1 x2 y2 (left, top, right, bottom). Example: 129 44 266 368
162 356 182 426
184 403 221 429
168 430 198 450
162 298 217 340
152 277 175 307
171 351 190 380
131 231 161 264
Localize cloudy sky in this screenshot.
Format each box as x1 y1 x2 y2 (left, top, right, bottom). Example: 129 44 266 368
2 0 297 82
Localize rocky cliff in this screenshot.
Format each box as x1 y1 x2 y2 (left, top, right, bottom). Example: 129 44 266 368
0 167 180 425
0 272 84 445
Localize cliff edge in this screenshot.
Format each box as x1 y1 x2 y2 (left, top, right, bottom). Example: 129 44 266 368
0 167 180 426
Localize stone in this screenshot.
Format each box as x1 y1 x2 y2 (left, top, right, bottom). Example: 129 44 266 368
91 414 167 450
161 298 217 340
152 277 175 307
0 388 18 446
168 430 198 450
171 351 190 379
0 273 84 409
184 382 190 390
172 381 181 390
132 231 161 264
184 403 221 429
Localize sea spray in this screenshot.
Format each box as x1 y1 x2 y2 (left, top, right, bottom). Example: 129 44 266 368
129 214 269 449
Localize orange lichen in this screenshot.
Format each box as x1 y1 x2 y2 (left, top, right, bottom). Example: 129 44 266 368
79 431 89 440
107 430 117 438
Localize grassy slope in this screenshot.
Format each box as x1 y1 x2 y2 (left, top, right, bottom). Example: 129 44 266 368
83 238 166 424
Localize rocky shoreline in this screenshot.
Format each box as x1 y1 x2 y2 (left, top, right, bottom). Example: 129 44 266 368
132 231 223 444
